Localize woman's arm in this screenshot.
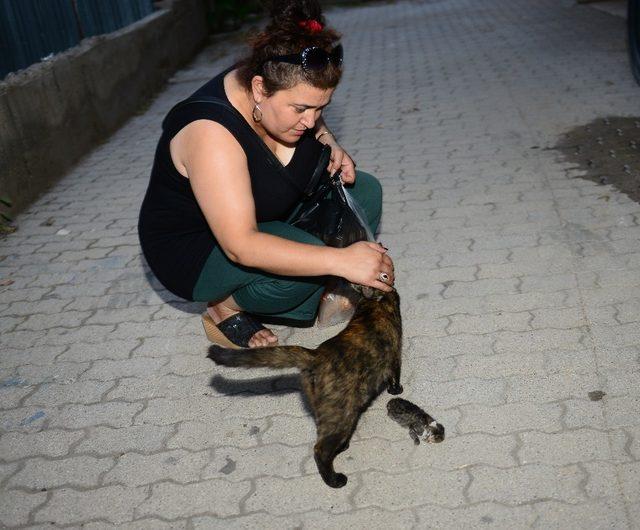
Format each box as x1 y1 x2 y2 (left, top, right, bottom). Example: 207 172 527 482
171 120 394 290
314 116 356 184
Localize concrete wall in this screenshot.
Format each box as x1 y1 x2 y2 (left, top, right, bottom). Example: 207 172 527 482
0 0 208 218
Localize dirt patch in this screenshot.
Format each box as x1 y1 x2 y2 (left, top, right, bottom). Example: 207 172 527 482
551 117 640 204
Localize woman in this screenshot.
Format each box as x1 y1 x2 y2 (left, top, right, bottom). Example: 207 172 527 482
138 0 394 348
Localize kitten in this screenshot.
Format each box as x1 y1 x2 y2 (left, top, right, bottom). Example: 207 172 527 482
387 397 444 445
208 285 403 488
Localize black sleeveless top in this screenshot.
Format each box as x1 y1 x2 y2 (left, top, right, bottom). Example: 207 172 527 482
138 67 323 300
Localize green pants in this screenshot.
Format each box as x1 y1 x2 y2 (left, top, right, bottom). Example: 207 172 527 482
192 171 382 322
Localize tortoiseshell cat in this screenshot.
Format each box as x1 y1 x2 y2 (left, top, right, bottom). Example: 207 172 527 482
208 285 402 488
387 397 445 444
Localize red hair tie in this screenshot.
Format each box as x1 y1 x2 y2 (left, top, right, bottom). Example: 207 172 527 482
298 19 323 33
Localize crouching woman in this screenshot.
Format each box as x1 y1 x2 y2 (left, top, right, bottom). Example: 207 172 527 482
138 0 394 348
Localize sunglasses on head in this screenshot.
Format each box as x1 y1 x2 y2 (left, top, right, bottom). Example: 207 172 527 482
263 44 343 73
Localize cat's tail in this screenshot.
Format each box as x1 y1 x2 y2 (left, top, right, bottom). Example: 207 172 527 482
208 344 315 370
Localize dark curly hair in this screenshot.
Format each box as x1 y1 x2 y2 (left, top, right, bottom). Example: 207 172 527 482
237 0 342 95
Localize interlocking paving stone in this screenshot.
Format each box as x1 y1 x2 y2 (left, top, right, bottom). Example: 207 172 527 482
194 508 417 529
105 373 209 401
415 502 538 529
505 372 601 403
9 455 114 489
0 430 84 460
2 0 640 526
409 333 495 359
16 360 90 383
618 461 640 503
246 474 355 514
130 334 206 358
453 352 546 379
355 468 468 510
414 376 508 408
83 519 189 530
137 480 250 519
38 324 118 346
74 425 174 455
259 415 315 447
23 380 114 407
542 348 598 375
518 429 612 465
33 485 148 525
629 502 640 526
468 464 586 505
604 395 640 428
532 499 631 530
447 311 532 335
49 401 144 429
204 443 310 481
0 489 47 527
0 461 19 487
80 357 168 381
0 383 34 409
457 402 564 435
0 316 26 333
57 339 139 362
494 328 589 355
103 449 209 487
403 432 518 470
583 460 625 498
165 354 216 377
561 398 607 430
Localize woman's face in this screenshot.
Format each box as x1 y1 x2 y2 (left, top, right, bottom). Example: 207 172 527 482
255 80 335 144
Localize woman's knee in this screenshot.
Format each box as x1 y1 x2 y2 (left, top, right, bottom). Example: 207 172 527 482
354 170 383 204
234 276 324 315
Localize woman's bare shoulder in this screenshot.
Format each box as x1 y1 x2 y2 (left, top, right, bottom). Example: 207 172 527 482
177 118 242 149
171 119 246 177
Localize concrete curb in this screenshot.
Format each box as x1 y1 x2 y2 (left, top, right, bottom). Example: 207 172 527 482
0 0 208 218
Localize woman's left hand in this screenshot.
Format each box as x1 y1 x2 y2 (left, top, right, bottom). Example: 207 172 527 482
323 137 356 184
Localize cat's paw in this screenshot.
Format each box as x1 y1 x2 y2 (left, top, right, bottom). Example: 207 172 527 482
326 473 348 488
387 383 404 395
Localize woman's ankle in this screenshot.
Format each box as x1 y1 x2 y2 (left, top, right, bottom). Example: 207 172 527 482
206 301 239 325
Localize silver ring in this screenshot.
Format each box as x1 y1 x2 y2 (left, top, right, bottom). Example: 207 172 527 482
379 272 390 283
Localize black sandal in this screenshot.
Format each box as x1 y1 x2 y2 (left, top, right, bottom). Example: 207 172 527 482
201 311 272 348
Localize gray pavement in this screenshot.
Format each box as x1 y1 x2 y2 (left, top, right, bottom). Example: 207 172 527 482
1 0 640 527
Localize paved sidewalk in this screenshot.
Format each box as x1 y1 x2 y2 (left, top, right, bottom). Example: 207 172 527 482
2 0 640 527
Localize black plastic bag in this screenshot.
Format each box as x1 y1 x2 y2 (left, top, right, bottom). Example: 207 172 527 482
290 146 373 247
289 145 376 327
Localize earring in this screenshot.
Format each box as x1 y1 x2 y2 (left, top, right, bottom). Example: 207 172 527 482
252 103 263 122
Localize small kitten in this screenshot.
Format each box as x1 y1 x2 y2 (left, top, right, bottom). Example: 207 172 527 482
387 397 444 445
209 285 403 488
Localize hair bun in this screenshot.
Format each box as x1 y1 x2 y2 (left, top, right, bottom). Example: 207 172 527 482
236 0 341 94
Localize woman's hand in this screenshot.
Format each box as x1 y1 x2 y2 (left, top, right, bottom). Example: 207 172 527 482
321 136 356 184
335 241 395 292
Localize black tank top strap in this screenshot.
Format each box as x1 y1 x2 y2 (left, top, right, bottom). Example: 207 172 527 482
161 97 245 148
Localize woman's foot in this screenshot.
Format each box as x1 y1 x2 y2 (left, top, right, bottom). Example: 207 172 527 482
207 302 278 348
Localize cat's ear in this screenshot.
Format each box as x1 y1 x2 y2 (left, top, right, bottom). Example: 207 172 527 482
361 286 384 300
349 283 384 300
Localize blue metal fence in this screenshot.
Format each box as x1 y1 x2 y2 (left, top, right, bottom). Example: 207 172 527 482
76 0 155 38
0 0 154 79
